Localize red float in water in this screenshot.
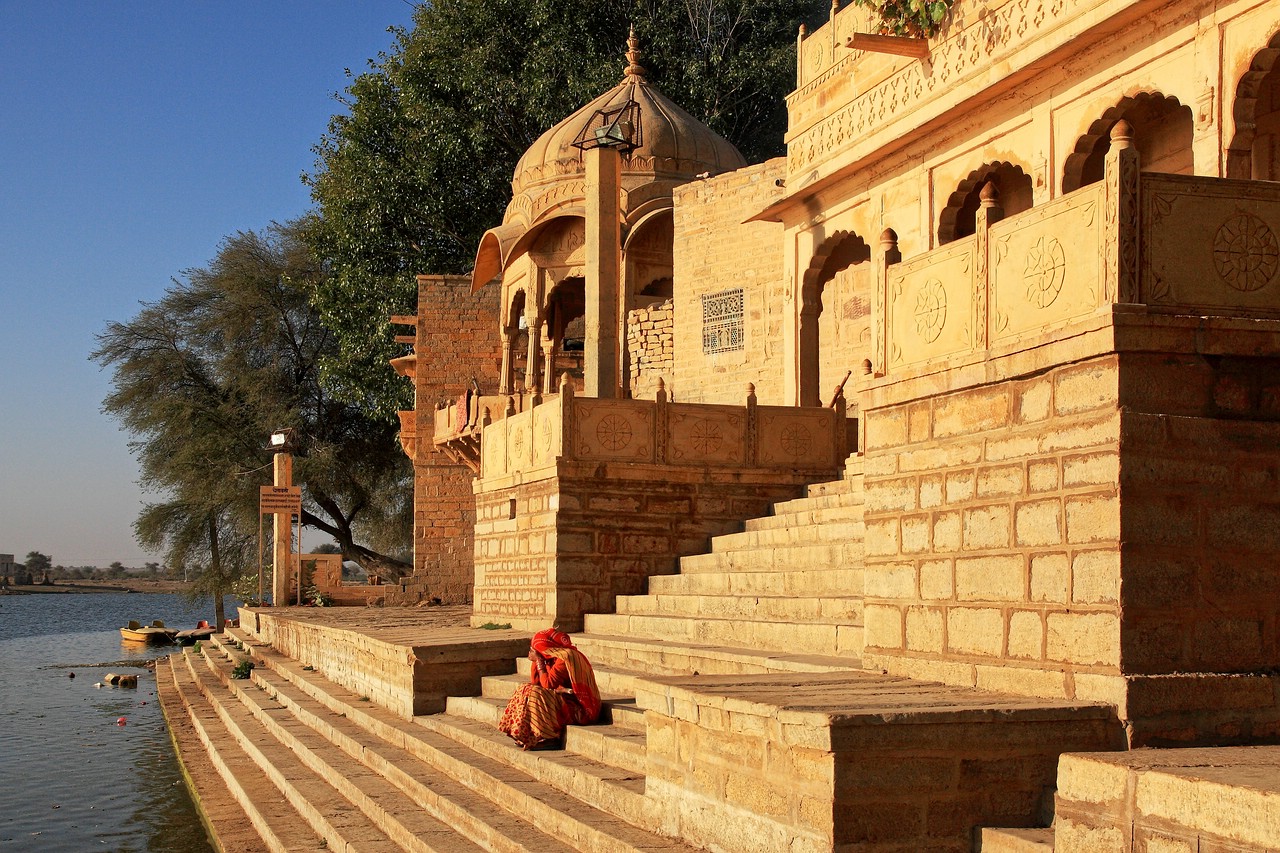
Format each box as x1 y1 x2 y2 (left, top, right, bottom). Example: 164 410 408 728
116 717 127 726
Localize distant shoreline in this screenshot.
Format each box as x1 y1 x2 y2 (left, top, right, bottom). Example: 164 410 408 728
0 579 196 595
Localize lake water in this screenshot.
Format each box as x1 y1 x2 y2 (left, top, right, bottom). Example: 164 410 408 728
0 592 225 852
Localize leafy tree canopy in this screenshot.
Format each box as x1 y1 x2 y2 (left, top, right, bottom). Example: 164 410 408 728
93 221 415 603
24 551 52 574
306 0 822 417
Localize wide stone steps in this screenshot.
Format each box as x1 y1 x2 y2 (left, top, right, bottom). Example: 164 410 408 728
571 632 862 677
176 649 418 852
213 630 702 853
159 653 329 853
189 643 508 853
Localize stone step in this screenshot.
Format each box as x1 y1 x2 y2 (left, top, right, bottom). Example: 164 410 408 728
709 518 864 551
481 671 645 728
448 692 648 777
222 651 591 853
677 541 862 573
177 649 413 852
191 645 504 853
615 592 863 624
243 642 701 852
584 612 862 658
159 653 329 853
803 474 860 497
572 632 861 678
743 501 864 532
769 488 864 517
648 566 862 597
978 827 1056 851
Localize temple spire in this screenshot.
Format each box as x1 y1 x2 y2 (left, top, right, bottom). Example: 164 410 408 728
624 25 646 81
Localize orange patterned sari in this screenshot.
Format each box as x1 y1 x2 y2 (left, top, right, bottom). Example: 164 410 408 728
499 630 601 749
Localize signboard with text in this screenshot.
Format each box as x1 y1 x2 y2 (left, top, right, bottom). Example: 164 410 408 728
259 486 302 515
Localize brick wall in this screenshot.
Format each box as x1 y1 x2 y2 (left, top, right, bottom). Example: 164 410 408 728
411 274 502 603
672 159 787 405
627 298 672 400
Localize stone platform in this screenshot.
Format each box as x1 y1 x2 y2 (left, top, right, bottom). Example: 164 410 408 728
240 605 530 717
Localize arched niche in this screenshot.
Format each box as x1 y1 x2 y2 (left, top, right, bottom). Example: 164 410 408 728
501 288 530 393
624 210 674 306
799 231 872 408
938 161 1034 244
1228 29 1280 180
1063 92 1194 193
541 275 586 392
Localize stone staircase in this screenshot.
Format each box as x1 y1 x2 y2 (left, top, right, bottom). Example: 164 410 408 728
576 458 866 676
164 631 704 853
161 457 1125 851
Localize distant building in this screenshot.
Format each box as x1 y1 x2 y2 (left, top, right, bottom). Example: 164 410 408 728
0 554 12 586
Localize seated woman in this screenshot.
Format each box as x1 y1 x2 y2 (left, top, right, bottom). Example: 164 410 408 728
499 628 601 750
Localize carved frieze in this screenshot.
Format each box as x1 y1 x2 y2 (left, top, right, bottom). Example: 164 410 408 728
788 0 1078 177
886 238 974 369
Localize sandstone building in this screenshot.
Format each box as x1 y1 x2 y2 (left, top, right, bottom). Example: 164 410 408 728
165 2 1280 850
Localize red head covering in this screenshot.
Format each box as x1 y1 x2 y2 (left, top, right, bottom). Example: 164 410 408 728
530 628 574 654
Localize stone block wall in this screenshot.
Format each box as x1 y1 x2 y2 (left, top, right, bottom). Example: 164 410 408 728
861 354 1124 703
411 274 501 603
472 463 819 631
626 298 672 400
672 159 787 405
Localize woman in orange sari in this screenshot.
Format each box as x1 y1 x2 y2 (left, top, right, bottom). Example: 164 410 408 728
499 628 601 749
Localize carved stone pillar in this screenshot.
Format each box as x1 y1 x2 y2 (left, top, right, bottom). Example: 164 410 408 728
1104 119 1140 304
525 313 543 393
498 330 514 395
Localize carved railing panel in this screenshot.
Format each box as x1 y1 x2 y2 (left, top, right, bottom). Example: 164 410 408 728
989 182 1105 343
1141 174 1280 315
573 400 656 463
756 405 842 467
885 236 976 371
667 403 748 466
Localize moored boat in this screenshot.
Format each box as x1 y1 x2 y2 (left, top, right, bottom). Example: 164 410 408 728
175 620 215 645
120 620 178 644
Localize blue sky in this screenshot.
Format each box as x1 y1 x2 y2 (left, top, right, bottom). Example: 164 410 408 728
0 2 418 566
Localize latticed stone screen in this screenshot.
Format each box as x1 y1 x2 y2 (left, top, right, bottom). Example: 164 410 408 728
701 288 745 354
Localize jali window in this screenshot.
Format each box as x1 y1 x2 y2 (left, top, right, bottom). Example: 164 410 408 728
701 288 744 354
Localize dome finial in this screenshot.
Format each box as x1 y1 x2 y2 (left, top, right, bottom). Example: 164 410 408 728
624 25 646 80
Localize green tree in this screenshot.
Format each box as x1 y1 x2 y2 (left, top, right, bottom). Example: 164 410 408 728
93 220 415 611
305 0 819 417
24 551 52 576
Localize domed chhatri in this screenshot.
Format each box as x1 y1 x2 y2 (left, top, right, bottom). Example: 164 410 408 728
506 27 746 223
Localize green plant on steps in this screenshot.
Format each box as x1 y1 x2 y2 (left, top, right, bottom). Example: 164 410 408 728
851 0 953 38
192 641 201 653
231 660 255 680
